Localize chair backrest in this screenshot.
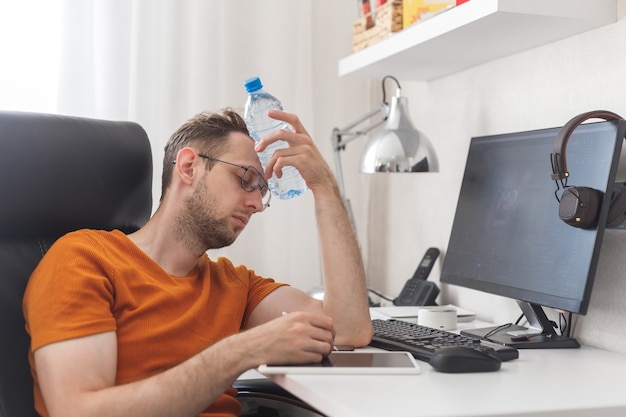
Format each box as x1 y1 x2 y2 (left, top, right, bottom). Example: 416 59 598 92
0 110 153 417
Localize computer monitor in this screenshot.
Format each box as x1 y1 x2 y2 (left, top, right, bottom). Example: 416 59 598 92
440 120 626 348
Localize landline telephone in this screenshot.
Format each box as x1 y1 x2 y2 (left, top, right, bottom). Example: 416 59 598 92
393 247 440 306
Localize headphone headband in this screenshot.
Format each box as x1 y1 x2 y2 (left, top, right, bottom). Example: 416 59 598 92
550 110 623 181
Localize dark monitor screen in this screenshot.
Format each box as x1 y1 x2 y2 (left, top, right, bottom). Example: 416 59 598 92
440 120 625 348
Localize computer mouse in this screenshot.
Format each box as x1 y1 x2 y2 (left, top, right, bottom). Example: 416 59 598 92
429 346 502 373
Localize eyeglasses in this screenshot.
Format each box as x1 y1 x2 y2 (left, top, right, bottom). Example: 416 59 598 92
197 154 271 211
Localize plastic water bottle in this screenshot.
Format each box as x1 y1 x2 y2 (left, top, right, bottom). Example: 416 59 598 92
243 76 307 200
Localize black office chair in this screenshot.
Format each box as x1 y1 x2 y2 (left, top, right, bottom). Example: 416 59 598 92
235 378 326 416
0 110 153 417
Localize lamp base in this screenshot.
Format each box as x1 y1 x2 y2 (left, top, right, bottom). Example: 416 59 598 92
307 286 325 300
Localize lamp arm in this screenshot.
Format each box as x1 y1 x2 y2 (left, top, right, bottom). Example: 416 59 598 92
332 104 387 196
331 103 388 232
332 104 387 150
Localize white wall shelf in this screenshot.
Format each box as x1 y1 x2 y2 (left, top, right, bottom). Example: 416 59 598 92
338 0 617 81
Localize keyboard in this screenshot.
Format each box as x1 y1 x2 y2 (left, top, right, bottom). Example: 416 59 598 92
370 319 519 362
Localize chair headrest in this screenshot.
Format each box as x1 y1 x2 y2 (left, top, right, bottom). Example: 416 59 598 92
0 110 153 237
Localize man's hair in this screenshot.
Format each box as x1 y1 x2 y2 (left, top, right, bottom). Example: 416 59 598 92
161 108 250 198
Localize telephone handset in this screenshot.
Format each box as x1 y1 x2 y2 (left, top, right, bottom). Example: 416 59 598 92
393 247 440 306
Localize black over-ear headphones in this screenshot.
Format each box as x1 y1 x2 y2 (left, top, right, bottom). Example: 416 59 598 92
550 110 626 229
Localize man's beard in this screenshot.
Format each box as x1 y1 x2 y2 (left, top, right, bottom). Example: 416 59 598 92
176 178 239 252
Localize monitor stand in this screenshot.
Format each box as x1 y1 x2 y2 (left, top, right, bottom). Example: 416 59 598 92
460 301 580 349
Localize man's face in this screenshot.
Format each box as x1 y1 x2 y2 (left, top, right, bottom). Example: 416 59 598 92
177 132 265 250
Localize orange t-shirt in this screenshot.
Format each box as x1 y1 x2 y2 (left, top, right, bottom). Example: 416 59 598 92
23 229 286 417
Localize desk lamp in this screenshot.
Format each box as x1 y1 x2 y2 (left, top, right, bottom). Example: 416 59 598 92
331 75 438 229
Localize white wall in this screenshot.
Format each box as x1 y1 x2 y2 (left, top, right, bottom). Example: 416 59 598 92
345 1 626 353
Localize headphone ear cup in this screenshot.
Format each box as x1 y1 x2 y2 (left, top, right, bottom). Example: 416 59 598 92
606 189 626 227
559 187 601 229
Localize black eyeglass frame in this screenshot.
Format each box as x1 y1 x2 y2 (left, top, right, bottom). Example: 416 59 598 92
197 153 271 211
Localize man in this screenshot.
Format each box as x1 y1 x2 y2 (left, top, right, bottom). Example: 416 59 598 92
23 108 372 417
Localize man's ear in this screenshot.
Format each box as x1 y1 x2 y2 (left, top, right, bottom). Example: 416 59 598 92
174 147 200 185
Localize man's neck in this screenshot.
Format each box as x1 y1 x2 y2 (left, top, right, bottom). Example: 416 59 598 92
127 208 205 277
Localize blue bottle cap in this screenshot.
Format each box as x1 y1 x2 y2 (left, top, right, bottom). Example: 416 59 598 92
244 77 263 93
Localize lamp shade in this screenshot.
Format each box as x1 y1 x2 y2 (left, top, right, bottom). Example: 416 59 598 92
360 95 438 173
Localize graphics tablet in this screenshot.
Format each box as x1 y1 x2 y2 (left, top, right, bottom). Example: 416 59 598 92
258 351 421 375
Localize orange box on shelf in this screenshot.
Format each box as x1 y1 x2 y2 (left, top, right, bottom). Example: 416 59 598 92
402 0 455 29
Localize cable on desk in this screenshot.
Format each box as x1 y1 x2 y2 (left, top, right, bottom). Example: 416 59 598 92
481 322 513 344
367 288 394 302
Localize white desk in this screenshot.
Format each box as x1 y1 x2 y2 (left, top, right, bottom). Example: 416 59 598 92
254 319 626 417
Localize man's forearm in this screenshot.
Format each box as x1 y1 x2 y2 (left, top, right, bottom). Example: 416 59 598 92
37 333 254 417
314 181 373 347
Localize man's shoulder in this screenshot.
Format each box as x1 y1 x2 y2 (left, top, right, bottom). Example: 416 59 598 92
47 229 128 257
206 255 254 277
57 228 124 243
